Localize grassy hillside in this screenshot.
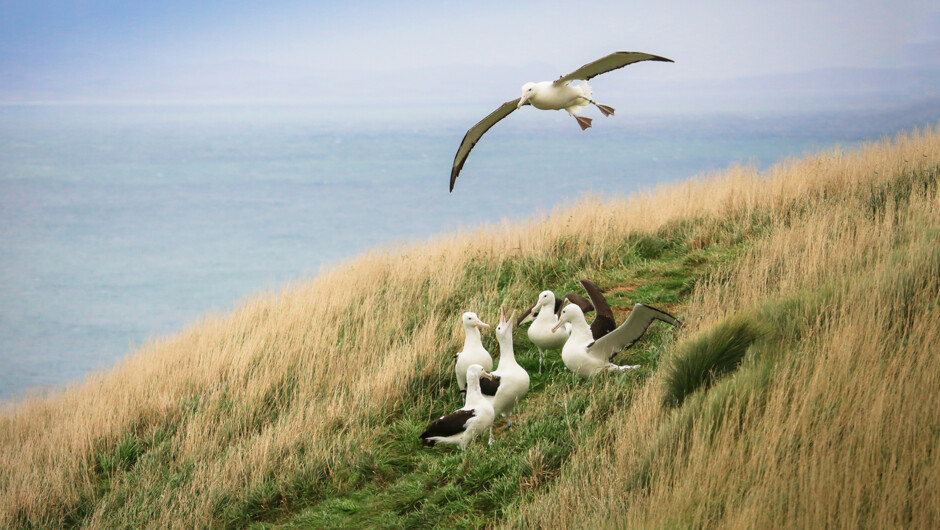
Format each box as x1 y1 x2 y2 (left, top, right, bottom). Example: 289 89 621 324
2 125 938 529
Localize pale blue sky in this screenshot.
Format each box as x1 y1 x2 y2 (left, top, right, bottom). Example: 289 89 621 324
1 0 938 104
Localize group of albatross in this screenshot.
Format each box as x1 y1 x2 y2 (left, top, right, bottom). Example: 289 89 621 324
420 280 681 450
423 50 677 449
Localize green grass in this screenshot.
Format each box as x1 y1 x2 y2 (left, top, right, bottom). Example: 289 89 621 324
5 149 936 529
661 314 768 408
237 216 757 529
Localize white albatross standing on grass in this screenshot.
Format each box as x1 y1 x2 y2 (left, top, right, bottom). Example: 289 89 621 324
453 312 493 391
480 307 530 445
553 280 682 378
450 51 674 191
420 364 496 451
516 290 593 372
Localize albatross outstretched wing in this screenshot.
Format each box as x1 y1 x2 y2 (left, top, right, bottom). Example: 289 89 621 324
580 279 617 340
556 292 595 322
450 98 521 192
553 51 674 86
586 303 681 362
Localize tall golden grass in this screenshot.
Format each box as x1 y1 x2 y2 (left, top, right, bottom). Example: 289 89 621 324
1 125 938 528
505 130 940 528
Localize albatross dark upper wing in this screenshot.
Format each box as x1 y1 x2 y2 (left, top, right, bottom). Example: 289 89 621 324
450 98 521 192
580 279 616 340
553 51 674 86
517 301 539 326
479 373 501 397
562 293 594 314
420 409 476 446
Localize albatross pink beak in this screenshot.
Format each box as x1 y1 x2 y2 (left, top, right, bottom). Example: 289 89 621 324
517 94 528 108
551 320 564 333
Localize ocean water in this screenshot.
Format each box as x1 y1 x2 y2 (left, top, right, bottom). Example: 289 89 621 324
1 102 937 400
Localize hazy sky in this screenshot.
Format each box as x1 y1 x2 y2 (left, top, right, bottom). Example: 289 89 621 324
1 0 938 104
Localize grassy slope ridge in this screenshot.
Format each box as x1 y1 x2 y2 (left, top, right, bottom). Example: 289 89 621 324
1 126 938 528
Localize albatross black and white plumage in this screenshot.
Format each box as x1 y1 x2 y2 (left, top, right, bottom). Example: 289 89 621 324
420 364 495 451
480 307 530 445
552 280 682 378
449 51 674 191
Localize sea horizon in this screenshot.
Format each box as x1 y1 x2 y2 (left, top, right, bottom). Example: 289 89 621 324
2 99 938 401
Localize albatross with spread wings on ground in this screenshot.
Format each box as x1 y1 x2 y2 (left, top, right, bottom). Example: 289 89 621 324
449 51 673 191
553 280 682 378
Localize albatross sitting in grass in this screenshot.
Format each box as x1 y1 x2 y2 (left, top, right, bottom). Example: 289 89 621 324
453 312 493 391
480 307 530 445
449 51 674 191
553 280 682 378
420 364 495 451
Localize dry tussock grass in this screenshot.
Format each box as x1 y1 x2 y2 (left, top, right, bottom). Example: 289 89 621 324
505 127 940 528
1 125 937 528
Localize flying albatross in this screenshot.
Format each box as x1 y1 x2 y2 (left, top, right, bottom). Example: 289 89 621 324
552 279 682 378
449 51 674 191
420 364 496 450
479 307 530 445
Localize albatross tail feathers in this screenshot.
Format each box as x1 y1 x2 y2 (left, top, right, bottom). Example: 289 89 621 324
577 81 593 100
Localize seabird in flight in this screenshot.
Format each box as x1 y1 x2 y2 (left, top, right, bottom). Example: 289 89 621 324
449 51 674 191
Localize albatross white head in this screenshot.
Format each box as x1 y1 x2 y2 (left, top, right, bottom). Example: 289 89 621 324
495 306 516 342
465 363 494 392
537 290 555 310
552 303 585 333
517 82 538 108
462 312 491 331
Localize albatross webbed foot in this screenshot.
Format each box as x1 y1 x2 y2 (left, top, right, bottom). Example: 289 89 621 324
595 103 615 117
575 116 593 130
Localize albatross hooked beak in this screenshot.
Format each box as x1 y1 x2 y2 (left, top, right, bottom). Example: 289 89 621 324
551 318 565 333
517 94 528 108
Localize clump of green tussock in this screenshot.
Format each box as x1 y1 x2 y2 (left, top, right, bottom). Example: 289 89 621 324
662 314 768 407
